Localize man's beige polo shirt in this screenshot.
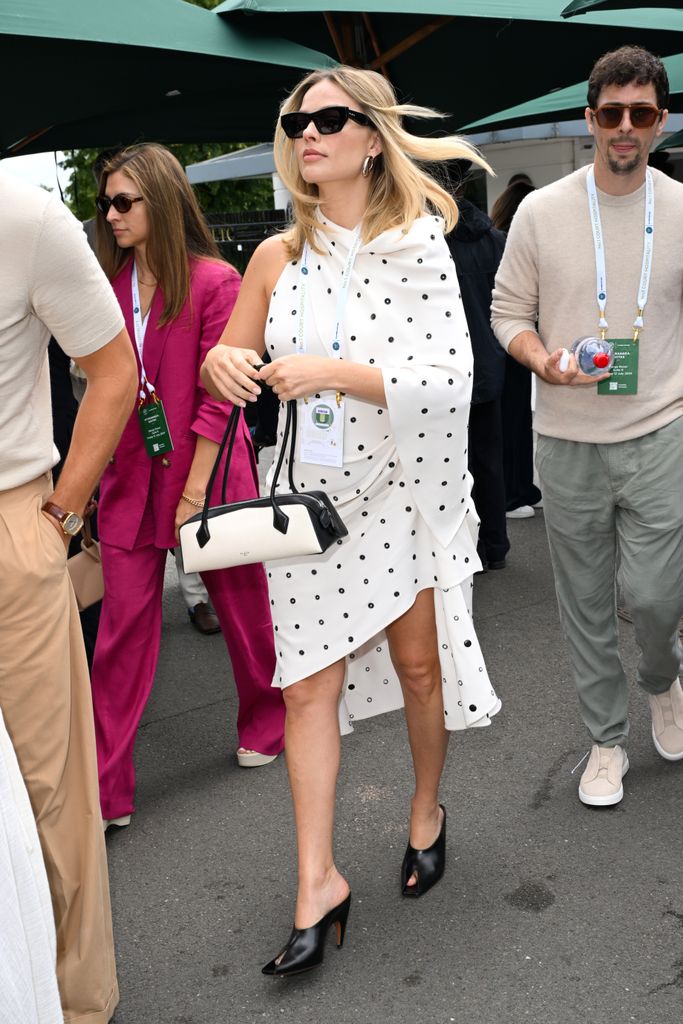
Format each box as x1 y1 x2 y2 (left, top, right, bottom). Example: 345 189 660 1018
0 173 124 491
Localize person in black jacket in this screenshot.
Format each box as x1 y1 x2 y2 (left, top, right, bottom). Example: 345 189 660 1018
446 195 509 570
490 181 543 517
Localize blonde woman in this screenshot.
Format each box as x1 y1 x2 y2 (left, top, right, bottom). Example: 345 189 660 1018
201 67 501 975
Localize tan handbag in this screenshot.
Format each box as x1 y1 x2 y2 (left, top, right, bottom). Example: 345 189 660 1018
67 516 104 611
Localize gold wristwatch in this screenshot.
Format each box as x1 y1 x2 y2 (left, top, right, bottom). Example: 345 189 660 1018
41 501 84 537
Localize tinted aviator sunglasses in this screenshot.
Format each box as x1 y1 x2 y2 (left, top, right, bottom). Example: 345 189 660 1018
280 105 374 139
592 103 662 129
96 193 144 215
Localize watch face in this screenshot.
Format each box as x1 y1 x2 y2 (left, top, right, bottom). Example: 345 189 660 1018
63 513 84 535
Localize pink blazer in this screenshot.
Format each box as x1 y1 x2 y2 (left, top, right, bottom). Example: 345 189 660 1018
98 257 259 551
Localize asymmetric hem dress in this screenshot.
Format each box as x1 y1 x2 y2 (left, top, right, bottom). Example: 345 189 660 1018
263 212 501 734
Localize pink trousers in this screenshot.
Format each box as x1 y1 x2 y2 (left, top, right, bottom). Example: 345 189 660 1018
91 516 284 820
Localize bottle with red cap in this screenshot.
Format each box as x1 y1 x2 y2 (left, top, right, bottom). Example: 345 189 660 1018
570 336 614 377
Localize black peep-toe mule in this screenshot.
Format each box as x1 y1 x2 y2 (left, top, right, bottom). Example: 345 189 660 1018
401 804 446 898
261 893 351 977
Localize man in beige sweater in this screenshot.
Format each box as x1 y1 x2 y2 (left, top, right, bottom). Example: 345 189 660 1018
491 46 683 807
0 171 137 1020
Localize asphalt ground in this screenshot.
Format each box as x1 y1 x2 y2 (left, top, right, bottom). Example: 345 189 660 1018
106 504 683 1024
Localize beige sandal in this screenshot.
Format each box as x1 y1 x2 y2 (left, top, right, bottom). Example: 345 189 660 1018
236 748 279 768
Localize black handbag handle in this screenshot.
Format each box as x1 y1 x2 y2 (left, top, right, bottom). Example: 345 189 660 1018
196 391 298 548
268 399 299 499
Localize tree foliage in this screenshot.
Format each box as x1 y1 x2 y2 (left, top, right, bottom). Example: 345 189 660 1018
61 143 273 222
61 0 272 220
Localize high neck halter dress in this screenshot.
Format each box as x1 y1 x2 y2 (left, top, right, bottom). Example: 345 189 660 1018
263 211 501 735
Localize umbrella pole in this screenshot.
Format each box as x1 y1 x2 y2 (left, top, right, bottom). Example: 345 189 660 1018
361 13 391 81
323 12 351 64
5 124 53 157
368 16 453 72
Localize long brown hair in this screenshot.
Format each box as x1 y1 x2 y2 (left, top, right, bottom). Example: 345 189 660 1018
274 66 492 258
96 144 222 324
490 181 535 234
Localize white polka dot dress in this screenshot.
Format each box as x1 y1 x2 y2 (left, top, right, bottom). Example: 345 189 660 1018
263 212 501 733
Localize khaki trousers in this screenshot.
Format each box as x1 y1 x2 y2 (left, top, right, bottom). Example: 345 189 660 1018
0 474 119 1023
537 416 683 746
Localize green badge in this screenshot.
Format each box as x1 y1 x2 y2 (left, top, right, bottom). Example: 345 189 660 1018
597 338 639 396
138 397 174 456
312 403 334 429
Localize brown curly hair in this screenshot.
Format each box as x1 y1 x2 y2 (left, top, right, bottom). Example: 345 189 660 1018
587 46 669 110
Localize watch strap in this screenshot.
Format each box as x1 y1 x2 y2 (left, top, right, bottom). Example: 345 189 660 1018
41 501 83 535
42 501 69 524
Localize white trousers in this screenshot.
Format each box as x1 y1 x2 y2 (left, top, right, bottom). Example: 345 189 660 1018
0 709 62 1024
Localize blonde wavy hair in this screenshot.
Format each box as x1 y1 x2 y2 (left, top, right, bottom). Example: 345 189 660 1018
274 66 492 258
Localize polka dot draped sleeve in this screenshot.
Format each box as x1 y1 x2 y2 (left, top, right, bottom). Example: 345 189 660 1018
377 217 473 548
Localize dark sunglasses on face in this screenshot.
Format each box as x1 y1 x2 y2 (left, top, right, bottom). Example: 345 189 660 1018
591 103 662 129
96 193 144 215
280 105 374 139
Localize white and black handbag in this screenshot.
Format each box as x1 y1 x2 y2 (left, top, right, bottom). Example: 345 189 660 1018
179 400 348 573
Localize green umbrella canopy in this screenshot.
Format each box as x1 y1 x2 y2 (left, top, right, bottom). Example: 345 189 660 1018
0 0 335 156
460 49 683 131
216 2 683 131
563 1 683 18
656 125 683 146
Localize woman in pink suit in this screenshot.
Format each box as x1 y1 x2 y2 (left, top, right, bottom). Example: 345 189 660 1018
91 144 284 828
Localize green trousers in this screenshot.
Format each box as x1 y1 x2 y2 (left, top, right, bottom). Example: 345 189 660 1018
536 415 683 747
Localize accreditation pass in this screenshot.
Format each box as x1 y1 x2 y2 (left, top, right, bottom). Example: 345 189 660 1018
300 397 345 468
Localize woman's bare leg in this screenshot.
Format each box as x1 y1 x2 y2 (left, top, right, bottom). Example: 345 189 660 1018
282 659 350 930
386 589 448 887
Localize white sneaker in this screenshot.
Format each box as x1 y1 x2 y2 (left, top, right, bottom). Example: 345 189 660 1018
236 748 279 768
506 505 535 519
648 679 683 761
103 815 131 831
578 744 629 806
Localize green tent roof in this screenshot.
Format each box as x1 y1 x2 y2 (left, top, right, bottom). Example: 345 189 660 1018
461 50 683 131
0 0 335 155
217 1 683 132
562 1 683 18
656 126 683 148
218 0 683 32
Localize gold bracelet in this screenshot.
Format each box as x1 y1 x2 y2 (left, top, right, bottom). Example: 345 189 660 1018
181 492 205 508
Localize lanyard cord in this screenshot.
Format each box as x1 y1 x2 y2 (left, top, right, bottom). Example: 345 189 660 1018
586 166 654 342
297 225 363 359
131 262 155 400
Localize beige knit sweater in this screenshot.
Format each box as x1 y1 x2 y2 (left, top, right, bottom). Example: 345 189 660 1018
491 166 683 443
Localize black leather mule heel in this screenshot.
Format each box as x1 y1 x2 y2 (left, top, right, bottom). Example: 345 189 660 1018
401 804 446 898
262 893 351 977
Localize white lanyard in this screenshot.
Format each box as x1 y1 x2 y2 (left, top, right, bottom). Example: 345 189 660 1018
131 262 155 400
586 166 654 340
297 225 363 358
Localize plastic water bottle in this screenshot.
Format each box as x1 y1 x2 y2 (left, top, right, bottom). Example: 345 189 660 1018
570 336 614 377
